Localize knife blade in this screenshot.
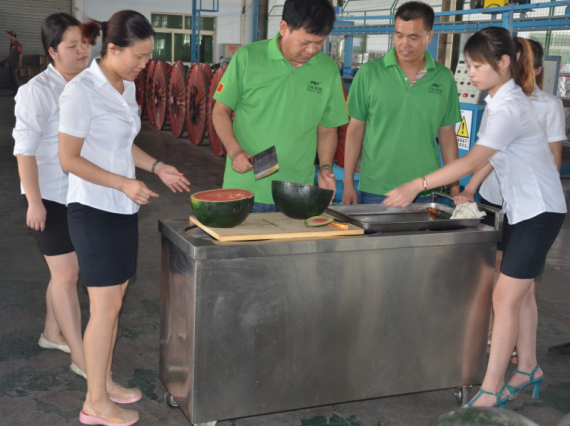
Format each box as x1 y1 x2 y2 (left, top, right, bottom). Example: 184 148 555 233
249 146 279 180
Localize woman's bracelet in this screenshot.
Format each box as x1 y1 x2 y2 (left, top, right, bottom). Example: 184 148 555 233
319 164 333 173
151 160 161 174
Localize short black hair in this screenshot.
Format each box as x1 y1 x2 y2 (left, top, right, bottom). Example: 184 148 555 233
282 0 336 36
395 1 435 32
42 13 81 65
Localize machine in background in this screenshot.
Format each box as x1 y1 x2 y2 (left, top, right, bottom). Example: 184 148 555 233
451 53 563 187
453 56 486 189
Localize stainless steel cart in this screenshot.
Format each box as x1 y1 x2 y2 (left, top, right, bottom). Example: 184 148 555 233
158 197 502 426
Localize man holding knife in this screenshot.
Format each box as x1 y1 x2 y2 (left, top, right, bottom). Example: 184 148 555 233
212 0 348 212
342 2 461 205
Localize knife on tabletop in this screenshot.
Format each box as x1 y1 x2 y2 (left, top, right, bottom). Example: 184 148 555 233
249 146 279 180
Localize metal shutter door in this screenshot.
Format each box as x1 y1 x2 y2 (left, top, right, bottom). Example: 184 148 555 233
0 0 72 88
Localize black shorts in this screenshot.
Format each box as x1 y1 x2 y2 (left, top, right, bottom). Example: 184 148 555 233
480 197 503 251
67 203 138 287
501 212 565 279
23 197 75 257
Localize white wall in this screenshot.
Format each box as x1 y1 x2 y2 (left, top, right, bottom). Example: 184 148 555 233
74 0 256 62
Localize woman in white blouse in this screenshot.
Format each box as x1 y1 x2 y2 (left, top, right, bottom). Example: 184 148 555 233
384 28 566 409
58 11 189 426
454 37 567 365
13 13 89 378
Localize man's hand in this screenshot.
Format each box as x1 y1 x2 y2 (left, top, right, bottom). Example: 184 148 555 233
231 150 253 173
341 184 358 205
318 167 336 203
449 183 460 197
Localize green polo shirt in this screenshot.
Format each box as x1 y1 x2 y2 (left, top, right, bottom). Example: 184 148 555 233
214 33 348 204
348 48 461 196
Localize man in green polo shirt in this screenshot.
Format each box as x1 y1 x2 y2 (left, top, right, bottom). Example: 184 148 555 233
342 1 461 205
212 0 348 212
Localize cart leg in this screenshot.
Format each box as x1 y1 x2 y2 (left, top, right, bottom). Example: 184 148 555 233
454 385 472 406
164 392 179 408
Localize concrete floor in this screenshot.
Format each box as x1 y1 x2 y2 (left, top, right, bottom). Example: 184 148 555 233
1 89 570 426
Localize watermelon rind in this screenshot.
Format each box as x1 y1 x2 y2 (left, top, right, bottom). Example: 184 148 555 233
429 407 539 426
305 216 334 227
190 189 254 228
272 181 334 220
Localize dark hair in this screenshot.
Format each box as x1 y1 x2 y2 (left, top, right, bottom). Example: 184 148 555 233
82 10 155 58
41 13 81 65
526 38 544 90
395 1 435 31
282 0 336 36
464 27 535 96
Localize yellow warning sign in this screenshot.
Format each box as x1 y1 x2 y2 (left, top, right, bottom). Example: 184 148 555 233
457 117 469 138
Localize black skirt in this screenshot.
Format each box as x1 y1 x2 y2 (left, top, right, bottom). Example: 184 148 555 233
67 203 138 287
24 197 75 257
501 212 565 279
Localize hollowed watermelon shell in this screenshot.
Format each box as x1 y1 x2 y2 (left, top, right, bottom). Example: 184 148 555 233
305 216 334 227
272 181 333 220
191 189 254 228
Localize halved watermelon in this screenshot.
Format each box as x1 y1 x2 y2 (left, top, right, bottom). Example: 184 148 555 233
304 216 334 227
272 181 333 220
191 189 254 228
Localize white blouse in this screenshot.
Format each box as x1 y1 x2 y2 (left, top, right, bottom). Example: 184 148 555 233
480 85 567 205
59 59 141 215
13 64 69 204
476 79 566 224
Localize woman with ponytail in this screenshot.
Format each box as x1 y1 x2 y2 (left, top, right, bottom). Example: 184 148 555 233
454 37 567 366
384 26 566 409
13 13 89 379
58 10 190 426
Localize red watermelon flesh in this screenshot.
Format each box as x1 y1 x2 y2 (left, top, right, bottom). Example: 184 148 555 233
304 216 334 227
192 189 253 202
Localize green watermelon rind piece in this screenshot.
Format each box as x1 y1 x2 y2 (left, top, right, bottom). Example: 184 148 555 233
272 181 334 220
304 216 334 227
191 189 254 228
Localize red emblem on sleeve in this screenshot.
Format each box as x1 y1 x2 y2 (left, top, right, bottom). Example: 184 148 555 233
216 83 224 93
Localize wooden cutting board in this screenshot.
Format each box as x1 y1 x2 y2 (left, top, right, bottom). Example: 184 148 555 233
189 212 364 241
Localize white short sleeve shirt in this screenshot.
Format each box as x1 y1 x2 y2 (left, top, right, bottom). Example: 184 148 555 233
476 79 566 223
59 60 141 214
13 64 69 204
480 85 567 205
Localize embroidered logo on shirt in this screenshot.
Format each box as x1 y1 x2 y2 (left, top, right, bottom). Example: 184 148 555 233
216 83 224 93
307 81 323 94
428 83 443 95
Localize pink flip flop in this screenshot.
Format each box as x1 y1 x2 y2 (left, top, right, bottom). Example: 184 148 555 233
109 388 142 404
79 405 139 426
109 394 142 404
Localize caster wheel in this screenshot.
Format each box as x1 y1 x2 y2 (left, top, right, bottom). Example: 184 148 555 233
455 385 472 406
164 392 179 408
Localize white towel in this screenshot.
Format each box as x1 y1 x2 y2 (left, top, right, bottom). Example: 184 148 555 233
451 202 486 220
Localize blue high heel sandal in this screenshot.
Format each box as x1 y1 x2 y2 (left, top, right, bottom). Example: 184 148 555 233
462 386 509 409
505 364 543 400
